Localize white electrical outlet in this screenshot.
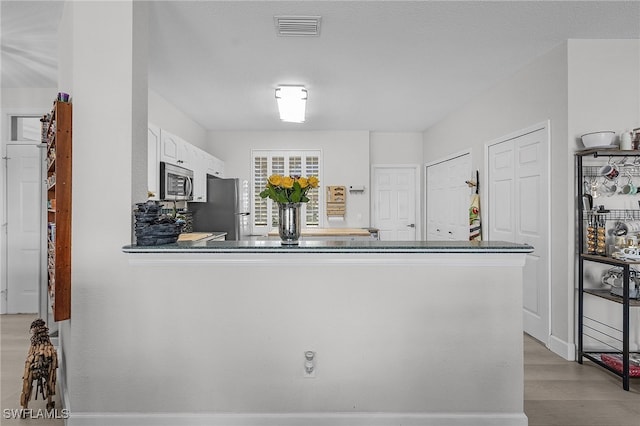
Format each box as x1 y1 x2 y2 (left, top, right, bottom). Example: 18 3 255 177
304 350 316 378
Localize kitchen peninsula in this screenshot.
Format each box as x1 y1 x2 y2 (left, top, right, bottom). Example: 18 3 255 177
118 240 533 426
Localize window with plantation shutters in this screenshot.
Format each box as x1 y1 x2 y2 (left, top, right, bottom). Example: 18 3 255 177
251 150 322 234
253 156 268 227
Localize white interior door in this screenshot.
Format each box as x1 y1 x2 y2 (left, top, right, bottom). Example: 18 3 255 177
372 166 418 241
487 125 550 344
426 153 471 241
427 163 447 240
147 124 160 200
6 144 43 313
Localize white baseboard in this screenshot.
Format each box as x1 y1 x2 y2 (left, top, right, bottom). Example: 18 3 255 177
548 334 575 361
56 340 71 424
65 412 528 426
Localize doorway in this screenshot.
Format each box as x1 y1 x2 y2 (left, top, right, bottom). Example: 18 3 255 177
4 143 43 313
2 114 45 314
486 122 551 345
425 151 472 241
371 165 420 241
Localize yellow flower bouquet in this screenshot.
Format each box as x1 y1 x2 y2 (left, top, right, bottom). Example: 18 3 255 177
259 174 319 204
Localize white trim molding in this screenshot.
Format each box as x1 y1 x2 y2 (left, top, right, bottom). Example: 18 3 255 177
549 334 576 361
66 411 529 426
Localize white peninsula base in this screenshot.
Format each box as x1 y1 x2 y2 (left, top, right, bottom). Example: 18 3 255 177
68 243 530 426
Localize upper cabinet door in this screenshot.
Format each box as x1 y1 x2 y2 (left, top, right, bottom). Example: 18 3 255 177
160 130 179 164
160 129 191 168
205 154 225 178
191 147 207 202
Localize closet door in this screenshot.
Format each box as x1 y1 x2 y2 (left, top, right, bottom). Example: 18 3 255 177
487 126 549 344
426 153 471 241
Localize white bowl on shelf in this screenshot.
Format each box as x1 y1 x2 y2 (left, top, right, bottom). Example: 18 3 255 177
581 131 616 149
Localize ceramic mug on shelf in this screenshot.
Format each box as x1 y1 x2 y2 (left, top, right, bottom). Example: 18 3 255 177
600 180 618 196
602 269 623 287
621 132 633 150
620 220 640 235
621 176 637 195
599 164 620 180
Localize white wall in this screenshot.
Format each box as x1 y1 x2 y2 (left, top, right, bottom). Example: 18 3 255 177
423 39 640 357
422 42 571 353
148 89 207 150
568 40 640 146
568 39 640 351
209 130 371 228
56 0 149 413
370 132 423 164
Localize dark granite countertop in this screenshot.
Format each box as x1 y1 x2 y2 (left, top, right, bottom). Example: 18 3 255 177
123 239 534 254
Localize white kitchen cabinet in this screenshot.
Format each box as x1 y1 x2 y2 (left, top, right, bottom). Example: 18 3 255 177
160 129 192 168
151 125 225 202
205 154 225 178
192 150 225 202
190 146 207 202
147 124 161 200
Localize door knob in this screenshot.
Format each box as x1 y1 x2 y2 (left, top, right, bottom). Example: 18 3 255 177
406 224 415 228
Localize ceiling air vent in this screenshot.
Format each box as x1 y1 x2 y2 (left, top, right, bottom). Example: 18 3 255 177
274 16 321 37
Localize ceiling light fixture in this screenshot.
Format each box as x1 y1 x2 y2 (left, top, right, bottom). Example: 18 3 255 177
275 85 308 123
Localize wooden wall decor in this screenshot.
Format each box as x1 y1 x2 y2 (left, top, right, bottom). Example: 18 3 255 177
326 186 346 218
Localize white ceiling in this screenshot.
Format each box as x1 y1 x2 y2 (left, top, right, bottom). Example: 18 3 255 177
2 1 640 132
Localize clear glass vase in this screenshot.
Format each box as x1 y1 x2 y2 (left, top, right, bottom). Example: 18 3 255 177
278 202 301 245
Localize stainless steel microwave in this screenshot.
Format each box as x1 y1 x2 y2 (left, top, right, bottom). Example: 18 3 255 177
160 162 193 201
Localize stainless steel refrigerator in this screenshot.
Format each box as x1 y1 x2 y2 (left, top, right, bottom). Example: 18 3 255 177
188 176 250 240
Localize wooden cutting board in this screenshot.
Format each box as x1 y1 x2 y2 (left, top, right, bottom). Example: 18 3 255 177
178 232 214 242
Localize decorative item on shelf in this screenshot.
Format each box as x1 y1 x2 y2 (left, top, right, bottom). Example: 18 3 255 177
632 128 640 150
596 214 607 256
259 174 319 245
56 92 70 103
599 353 640 377
326 186 346 220
601 266 640 299
134 200 184 246
586 213 597 254
620 131 633 150
580 131 616 150
586 212 607 255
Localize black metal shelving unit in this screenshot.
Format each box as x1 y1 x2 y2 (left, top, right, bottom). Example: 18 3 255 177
576 149 640 391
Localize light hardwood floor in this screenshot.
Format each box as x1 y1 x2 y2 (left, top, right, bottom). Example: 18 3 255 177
2 314 638 425
523 333 639 426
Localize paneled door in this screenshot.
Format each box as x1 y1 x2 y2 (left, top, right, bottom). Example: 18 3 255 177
426 153 471 240
6 144 43 313
487 124 550 344
147 124 160 200
372 166 418 241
